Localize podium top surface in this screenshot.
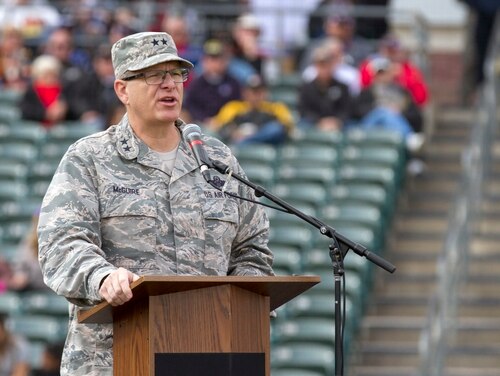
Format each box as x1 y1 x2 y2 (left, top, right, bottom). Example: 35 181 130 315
78 275 320 324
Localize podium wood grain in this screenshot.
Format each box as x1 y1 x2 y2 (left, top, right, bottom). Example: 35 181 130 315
78 275 320 376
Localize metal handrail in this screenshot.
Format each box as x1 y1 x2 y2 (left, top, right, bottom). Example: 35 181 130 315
418 13 499 376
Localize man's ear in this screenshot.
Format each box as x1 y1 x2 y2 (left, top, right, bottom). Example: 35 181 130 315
114 80 129 105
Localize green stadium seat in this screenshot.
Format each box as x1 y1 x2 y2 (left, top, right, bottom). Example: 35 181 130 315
0 104 21 124
0 291 24 315
233 143 279 166
267 202 316 227
274 182 329 209
6 314 67 342
345 128 405 152
271 369 323 376
0 122 45 145
279 144 339 168
0 163 29 181
290 128 344 149
329 182 391 218
320 202 385 239
338 164 397 199
271 245 302 275
0 201 39 223
271 343 335 375
0 143 38 164
0 89 22 106
277 164 336 187
273 317 336 347
0 219 31 243
269 224 315 253
0 181 27 202
47 123 99 143
23 292 69 316
239 162 275 187
38 141 71 162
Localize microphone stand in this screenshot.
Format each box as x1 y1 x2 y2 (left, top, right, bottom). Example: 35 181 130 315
209 160 396 376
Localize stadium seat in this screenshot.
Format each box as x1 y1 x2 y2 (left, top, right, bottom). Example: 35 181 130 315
345 128 405 153
23 291 69 316
46 123 99 143
0 122 45 146
290 128 344 149
271 343 335 375
0 201 39 223
267 202 316 227
0 143 38 164
273 317 336 347
277 164 336 187
0 291 24 315
0 105 21 124
273 182 329 209
329 182 392 219
271 245 303 275
320 201 385 239
269 224 315 253
233 143 279 167
0 89 22 106
338 164 397 199
0 220 32 243
0 163 29 181
6 314 67 343
279 144 339 168
238 162 275 187
271 369 323 376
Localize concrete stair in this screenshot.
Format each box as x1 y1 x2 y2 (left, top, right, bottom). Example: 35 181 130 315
443 178 500 375
347 108 473 376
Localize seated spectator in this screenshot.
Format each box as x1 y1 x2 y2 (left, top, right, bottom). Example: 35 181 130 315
0 0 61 41
305 3 375 68
0 313 30 376
359 34 429 107
210 74 293 146
352 57 423 134
20 55 72 127
78 43 125 129
228 13 264 83
31 341 64 376
302 37 361 97
0 26 31 92
182 39 242 126
297 44 351 132
162 13 203 70
0 210 48 292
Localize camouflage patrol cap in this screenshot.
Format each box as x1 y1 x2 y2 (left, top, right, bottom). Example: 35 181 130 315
111 31 194 79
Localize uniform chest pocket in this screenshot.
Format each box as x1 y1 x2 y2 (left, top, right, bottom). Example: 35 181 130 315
202 198 239 271
100 187 158 265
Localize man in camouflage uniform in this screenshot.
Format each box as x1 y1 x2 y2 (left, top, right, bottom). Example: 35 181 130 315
38 31 274 376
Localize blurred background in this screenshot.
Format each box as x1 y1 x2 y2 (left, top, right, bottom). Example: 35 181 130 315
0 1 499 376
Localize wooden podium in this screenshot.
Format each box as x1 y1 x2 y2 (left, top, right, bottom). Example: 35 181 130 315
78 275 320 376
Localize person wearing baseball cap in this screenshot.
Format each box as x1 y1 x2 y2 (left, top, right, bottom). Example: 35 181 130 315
37 31 274 375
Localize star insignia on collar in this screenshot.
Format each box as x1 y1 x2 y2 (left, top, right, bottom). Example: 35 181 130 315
124 145 131 152
120 138 128 145
161 38 168 45
152 38 159 46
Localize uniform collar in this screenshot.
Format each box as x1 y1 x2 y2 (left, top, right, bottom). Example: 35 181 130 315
114 114 200 181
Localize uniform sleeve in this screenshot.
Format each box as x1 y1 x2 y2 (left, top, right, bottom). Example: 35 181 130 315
38 143 117 307
227 157 274 276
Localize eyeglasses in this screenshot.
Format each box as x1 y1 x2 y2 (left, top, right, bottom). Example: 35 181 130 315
122 68 190 84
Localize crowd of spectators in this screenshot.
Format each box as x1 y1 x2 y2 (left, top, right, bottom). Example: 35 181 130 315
0 1 429 147
0 1 431 373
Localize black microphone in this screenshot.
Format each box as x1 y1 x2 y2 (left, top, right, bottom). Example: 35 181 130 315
181 123 212 181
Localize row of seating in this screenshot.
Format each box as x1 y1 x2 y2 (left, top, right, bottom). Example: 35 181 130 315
229 132 406 375
0 112 407 376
